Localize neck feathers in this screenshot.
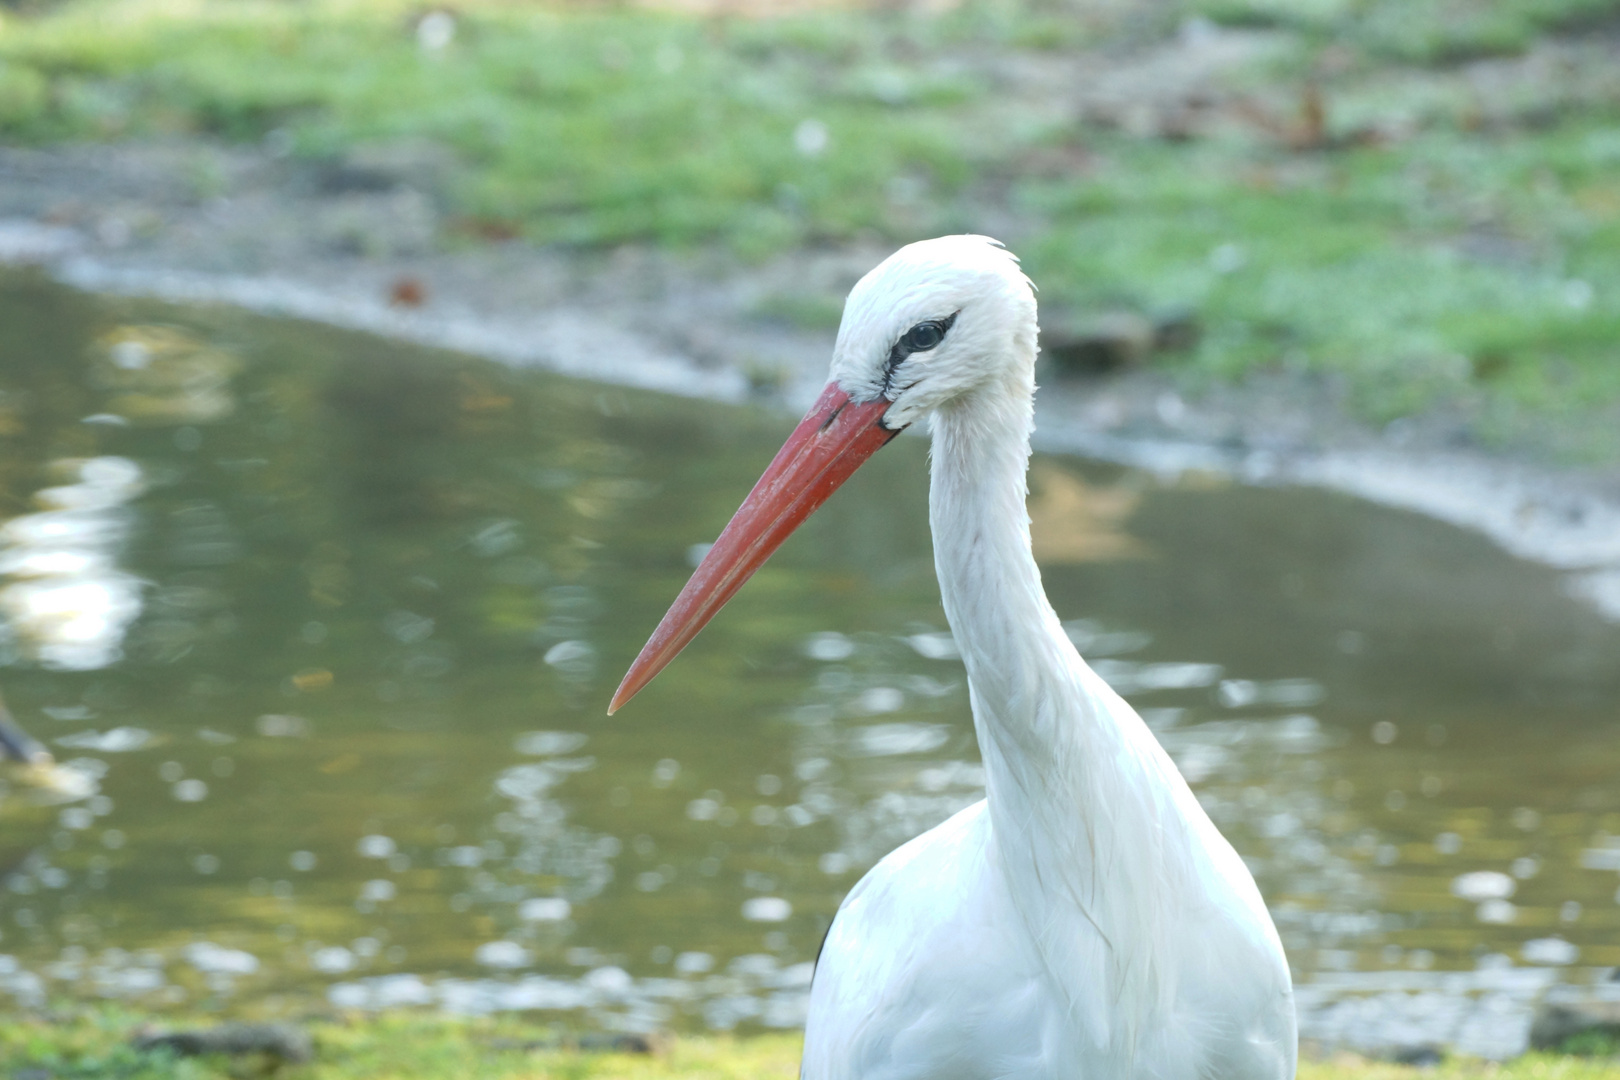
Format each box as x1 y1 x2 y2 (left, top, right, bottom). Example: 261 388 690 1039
928 363 1076 779
927 364 1187 1049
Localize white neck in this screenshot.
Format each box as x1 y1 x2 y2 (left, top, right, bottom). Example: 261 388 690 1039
928 365 1097 812
928 366 1190 1040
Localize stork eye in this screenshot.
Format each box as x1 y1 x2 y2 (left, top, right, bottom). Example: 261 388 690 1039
902 321 948 352
881 311 958 395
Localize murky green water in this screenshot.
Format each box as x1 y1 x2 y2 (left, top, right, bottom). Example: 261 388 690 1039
1 269 1619 1051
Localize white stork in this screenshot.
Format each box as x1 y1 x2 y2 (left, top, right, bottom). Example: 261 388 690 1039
611 235 1296 1080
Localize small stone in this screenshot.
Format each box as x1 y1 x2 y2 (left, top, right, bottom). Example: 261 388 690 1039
1042 310 1156 373
133 1022 314 1064
1531 1002 1620 1051
1151 308 1201 352
315 140 456 196
1390 1044 1444 1066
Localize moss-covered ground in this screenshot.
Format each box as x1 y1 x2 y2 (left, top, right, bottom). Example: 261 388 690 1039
6 1011 1620 1080
1 1012 801 1078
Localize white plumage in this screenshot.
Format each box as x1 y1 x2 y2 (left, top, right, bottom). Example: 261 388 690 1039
613 235 1296 1080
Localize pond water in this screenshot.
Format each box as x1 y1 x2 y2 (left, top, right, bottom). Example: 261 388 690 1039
2 269 1620 1055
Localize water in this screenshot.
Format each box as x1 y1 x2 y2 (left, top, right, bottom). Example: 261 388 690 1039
1 268 1619 1052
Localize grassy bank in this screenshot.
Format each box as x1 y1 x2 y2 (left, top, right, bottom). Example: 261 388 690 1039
1 0 1619 450
6 1011 1620 1080
1 1012 803 1078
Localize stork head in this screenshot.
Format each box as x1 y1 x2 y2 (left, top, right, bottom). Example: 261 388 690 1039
832 234 1038 430
609 235 1035 713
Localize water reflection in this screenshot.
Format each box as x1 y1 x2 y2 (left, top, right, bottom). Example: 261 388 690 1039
0 272 1618 1057
0 457 145 671
1027 464 1145 564
92 325 241 426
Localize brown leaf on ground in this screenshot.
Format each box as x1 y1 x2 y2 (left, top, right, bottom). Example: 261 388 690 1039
390 275 428 307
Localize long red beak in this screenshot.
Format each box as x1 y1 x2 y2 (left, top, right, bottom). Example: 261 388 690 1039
609 383 900 714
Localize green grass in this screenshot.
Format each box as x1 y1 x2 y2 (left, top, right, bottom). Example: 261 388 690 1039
8 1010 1620 1080
0 1011 805 1079
1302 1056 1620 1080
1021 122 1620 433
0 0 1001 252
0 0 1618 453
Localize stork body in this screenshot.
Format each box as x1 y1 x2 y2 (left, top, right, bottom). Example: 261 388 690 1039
612 236 1296 1080
802 333 1294 1078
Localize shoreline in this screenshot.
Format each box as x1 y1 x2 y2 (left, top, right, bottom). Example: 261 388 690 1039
3 144 1618 623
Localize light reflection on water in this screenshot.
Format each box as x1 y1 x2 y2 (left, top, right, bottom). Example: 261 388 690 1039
0 456 146 671
0 271 1619 1055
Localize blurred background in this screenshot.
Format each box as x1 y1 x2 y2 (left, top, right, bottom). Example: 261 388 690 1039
1 0 1619 1062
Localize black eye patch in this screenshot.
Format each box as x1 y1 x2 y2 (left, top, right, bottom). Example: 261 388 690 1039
882 311 958 393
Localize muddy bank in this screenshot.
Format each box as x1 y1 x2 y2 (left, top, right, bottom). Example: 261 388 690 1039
2 139 1618 623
